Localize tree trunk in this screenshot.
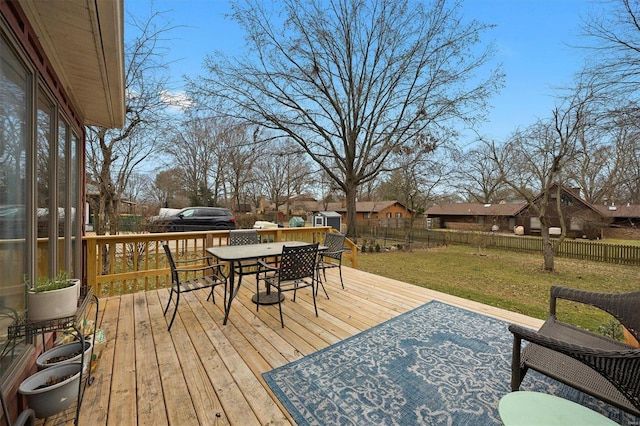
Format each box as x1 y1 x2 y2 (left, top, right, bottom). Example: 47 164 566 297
541 228 555 272
344 186 358 241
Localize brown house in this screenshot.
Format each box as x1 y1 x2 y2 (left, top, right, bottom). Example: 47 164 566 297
593 203 640 239
426 185 639 239
425 202 526 232
324 200 413 222
514 185 606 239
272 198 414 225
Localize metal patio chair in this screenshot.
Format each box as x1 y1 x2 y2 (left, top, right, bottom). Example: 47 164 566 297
229 229 262 288
162 243 227 331
315 232 346 297
257 243 320 328
508 286 640 417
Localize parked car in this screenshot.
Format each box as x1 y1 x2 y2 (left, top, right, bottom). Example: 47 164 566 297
0 205 68 238
148 207 236 232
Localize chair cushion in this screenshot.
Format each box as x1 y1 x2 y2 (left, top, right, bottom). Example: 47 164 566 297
521 319 639 416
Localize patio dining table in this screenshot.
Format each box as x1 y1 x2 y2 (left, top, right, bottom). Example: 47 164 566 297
207 241 324 325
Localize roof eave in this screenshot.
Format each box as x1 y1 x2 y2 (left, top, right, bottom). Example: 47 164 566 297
19 0 125 128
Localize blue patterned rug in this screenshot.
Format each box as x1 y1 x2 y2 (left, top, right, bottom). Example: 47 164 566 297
264 301 640 425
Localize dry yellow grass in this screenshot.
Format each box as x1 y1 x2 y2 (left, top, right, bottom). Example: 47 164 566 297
357 245 640 333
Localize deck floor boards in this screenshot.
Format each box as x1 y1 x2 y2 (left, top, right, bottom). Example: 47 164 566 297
44 266 545 425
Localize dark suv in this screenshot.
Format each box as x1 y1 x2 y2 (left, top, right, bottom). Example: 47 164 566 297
149 207 236 232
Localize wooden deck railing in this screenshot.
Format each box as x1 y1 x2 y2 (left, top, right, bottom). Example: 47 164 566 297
83 227 358 297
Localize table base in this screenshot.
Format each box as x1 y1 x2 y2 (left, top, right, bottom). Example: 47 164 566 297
252 292 285 305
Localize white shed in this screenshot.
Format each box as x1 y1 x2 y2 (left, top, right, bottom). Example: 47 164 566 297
313 211 342 231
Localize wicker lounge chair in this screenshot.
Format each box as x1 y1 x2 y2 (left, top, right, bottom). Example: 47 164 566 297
508 286 640 417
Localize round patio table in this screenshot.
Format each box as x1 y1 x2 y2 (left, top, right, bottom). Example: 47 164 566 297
499 391 620 426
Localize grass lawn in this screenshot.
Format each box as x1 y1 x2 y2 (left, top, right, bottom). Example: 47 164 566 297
357 244 640 335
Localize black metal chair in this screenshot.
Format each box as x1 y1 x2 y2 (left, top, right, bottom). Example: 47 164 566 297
228 230 261 288
508 286 640 417
162 243 227 331
316 232 346 297
257 243 320 328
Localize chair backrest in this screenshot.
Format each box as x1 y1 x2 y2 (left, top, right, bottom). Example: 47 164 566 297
162 244 179 285
324 232 346 260
229 230 260 246
278 243 319 282
550 286 640 343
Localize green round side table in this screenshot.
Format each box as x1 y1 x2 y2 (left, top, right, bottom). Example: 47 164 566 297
499 391 620 426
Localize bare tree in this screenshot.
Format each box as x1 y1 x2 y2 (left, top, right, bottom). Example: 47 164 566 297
162 116 219 206
149 168 187 208
566 120 629 204
455 143 510 203
581 0 640 101
223 124 262 211
578 0 640 205
191 0 503 238
86 10 175 234
378 149 451 249
491 88 594 271
255 139 312 218
603 110 640 204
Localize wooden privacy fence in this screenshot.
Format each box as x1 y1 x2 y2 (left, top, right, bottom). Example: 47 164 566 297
83 226 358 297
357 225 640 266
355 224 448 248
433 231 640 265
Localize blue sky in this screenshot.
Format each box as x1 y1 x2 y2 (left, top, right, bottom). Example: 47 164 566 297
126 0 598 146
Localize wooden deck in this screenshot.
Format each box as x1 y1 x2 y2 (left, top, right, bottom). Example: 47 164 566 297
58 267 543 425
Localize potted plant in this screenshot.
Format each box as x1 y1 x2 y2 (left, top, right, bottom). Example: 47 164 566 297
18 362 82 418
26 271 80 322
36 340 93 372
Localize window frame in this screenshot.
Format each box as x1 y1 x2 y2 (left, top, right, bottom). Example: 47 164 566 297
0 16 84 380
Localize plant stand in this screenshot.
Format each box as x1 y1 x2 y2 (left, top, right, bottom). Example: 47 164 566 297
6 286 99 425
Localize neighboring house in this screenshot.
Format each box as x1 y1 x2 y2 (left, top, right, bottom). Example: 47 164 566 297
593 203 640 239
515 185 606 239
425 202 526 232
426 185 640 239
0 0 125 417
270 197 413 225
325 200 413 221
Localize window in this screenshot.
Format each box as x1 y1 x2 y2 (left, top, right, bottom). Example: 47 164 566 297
0 31 30 374
395 212 402 218
530 217 541 230
0 24 84 378
570 217 583 231
561 194 574 207
37 91 54 275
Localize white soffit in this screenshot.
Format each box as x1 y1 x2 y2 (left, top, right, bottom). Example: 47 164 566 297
19 0 125 128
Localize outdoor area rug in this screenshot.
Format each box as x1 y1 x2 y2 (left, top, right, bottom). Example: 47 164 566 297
264 300 640 425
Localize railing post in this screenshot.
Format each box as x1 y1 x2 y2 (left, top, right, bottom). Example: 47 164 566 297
85 236 97 295
81 227 360 297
